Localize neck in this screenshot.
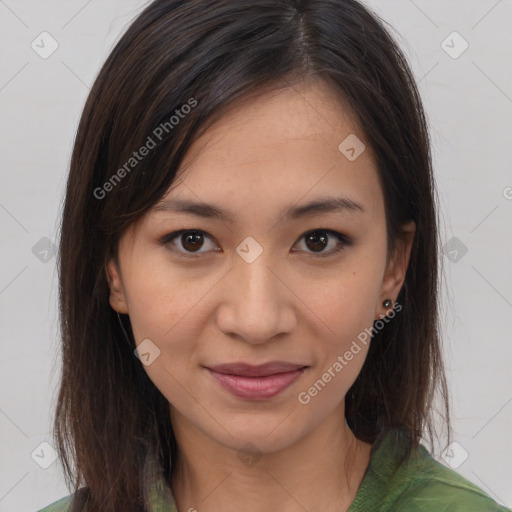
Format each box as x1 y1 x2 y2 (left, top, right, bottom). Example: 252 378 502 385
169 406 372 512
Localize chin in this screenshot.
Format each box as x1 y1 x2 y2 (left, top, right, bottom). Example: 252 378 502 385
204 412 308 456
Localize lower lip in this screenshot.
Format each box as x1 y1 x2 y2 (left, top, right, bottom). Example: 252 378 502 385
207 368 306 400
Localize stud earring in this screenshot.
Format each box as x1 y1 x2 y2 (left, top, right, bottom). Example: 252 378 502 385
114 287 120 292
382 298 392 308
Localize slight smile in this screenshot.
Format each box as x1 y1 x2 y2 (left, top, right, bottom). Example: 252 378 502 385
205 362 309 400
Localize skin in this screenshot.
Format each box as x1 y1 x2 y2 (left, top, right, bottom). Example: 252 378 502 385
107 78 415 512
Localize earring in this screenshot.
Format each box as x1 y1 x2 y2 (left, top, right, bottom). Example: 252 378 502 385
114 287 120 292
382 298 392 308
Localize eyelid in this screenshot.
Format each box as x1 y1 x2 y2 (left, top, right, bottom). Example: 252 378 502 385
159 228 351 258
293 229 351 258
159 229 219 258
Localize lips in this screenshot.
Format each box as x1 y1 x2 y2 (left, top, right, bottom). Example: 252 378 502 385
207 361 307 377
205 362 308 400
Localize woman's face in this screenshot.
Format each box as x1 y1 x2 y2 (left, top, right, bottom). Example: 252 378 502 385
107 79 414 454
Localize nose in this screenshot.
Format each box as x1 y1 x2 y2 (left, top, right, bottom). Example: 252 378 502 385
215 249 296 345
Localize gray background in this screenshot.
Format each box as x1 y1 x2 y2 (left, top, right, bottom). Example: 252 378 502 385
0 1 511 510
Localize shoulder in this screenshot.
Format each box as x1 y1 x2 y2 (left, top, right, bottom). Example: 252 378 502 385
37 488 89 512
353 430 511 512
390 447 511 511
36 495 73 512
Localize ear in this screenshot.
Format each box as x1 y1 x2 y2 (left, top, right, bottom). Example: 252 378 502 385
377 220 415 320
106 258 129 314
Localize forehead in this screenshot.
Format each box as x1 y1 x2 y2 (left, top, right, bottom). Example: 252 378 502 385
150 79 384 227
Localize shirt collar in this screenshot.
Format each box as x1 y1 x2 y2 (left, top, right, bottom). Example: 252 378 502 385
142 448 178 512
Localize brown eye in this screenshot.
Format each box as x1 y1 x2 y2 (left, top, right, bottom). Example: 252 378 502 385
295 229 350 257
159 228 350 259
304 231 329 252
160 230 219 257
180 231 206 252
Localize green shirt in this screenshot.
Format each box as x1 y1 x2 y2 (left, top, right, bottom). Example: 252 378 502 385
37 429 511 512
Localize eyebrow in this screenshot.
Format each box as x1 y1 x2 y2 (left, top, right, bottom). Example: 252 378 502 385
151 195 365 223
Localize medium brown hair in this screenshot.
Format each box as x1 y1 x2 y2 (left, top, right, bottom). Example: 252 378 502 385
54 0 451 509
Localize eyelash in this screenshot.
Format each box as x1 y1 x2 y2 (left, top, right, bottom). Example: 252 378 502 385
158 229 351 259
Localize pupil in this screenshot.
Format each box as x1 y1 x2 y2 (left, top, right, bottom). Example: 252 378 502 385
183 231 203 252
306 231 327 252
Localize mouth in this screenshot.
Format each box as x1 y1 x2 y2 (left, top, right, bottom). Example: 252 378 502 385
205 362 309 400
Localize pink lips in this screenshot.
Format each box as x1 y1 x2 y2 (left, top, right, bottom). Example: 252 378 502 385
206 362 307 400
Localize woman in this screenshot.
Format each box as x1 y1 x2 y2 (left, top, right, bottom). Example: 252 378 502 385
38 0 510 511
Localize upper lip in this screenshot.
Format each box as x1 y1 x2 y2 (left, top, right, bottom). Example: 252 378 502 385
207 362 307 377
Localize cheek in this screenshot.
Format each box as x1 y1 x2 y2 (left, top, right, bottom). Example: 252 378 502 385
298 294 373 413
122 285 206 412
121 254 211 370
123 255 205 343
308 266 383 345
300 255 383 395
